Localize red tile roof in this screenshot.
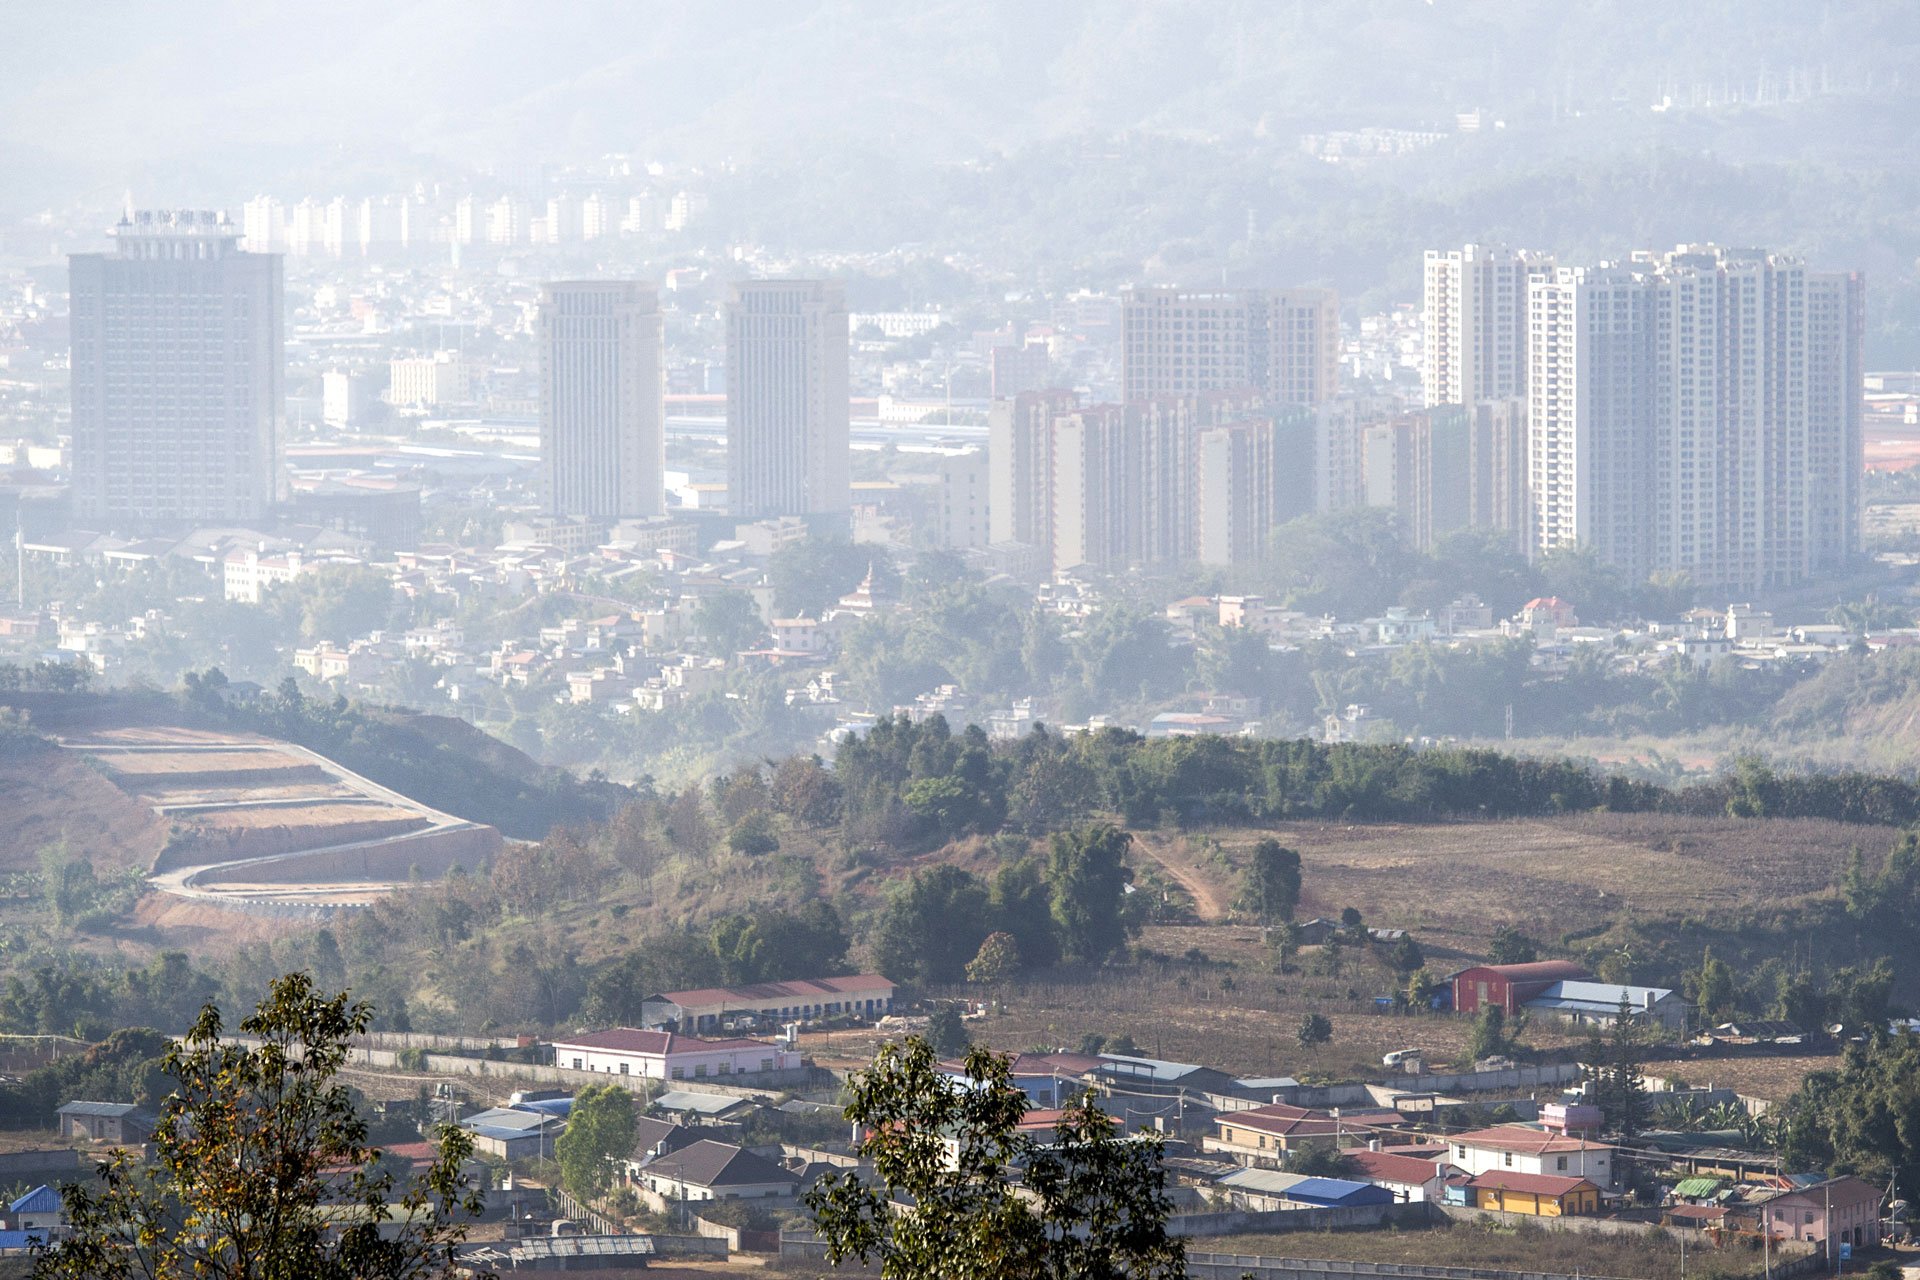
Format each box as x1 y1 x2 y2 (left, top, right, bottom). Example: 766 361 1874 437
1468 1171 1598 1197
1454 960 1592 982
1015 1108 1119 1132
654 974 895 1008
1450 1125 1610 1156
1223 1103 1405 1140
1346 1149 1451 1187
550 1028 778 1056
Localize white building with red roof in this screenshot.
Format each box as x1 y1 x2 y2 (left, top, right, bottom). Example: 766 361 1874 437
548 1028 800 1083
1344 1147 1461 1203
1445 1124 1615 1190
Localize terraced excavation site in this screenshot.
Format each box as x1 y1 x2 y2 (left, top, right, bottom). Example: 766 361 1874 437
65 727 503 915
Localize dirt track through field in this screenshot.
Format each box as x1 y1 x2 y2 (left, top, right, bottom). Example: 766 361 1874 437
1131 834 1231 920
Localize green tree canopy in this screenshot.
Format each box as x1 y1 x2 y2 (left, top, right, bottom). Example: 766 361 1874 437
1046 824 1136 965
804 1038 1183 1280
691 591 766 658
39 972 479 1280
1239 839 1302 924
556 1083 638 1201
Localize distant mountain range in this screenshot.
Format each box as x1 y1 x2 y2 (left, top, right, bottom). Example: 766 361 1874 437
2 0 1914 201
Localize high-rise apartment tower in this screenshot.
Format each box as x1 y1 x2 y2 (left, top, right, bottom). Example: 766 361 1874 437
1122 287 1339 405
539 281 665 520
1422 245 1552 408
1527 246 1863 590
69 210 283 529
725 280 850 518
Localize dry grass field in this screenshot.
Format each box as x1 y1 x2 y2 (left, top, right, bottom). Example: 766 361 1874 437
185 801 422 832
785 811 1871 1088
0 750 169 873
1191 812 1865 954
1202 1225 1784 1279
96 749 312 776
1642 1054 1838 1104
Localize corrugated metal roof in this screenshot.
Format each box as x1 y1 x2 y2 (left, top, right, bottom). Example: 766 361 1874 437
9 1186 59 1215
1674 1176 1725 1198
1095 1054 1211 1083
1284 1176 1395 1206
653 1090 754 1115
57 1100 140 1118
461 1107 562 1135
1216 1168 1308 1194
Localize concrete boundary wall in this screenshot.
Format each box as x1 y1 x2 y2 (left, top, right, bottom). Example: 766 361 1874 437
1186 1252 1821 1280
1215 1064 1583 1113
1168 1205 1406 1237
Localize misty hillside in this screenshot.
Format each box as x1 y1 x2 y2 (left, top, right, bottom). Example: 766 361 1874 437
3 0 1914 190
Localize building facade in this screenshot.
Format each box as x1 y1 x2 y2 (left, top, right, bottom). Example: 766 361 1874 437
725 280 850 518
639 974 895 1033
68 210 283 529
1122 287 1340 405
539 280 665 520
1446 1125 1615 1190
1422 245 1551 408
988 389 1078 553
1527 247 1863 591
547 1029 799 1081
1450 961 1594 1017
386 352 470 407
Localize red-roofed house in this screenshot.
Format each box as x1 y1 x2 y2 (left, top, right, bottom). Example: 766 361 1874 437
1345 1148 1459 1203
1204 1104 1407 1167
549 1028 800 1083
640 975 895 1032
1450 960 1593 1016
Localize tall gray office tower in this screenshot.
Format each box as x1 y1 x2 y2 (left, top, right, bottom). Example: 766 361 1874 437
539 281 665 519
69 210 283 529
725 280 850 518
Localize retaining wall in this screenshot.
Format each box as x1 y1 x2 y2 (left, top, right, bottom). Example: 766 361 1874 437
1167 1204 1413 1237
186 822 501 885
162 815 433 870
647 1234 729 1259
1434 1204 1674 1238
1221 1064 1583 1112
1186 1251 1820 1280
335 1041 810 1096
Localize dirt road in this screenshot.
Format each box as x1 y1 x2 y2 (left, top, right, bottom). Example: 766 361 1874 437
1131 833 1232 921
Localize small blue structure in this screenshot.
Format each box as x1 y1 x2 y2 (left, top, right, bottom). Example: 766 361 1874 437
8 1186 59 1215
1280 1176 1395 1209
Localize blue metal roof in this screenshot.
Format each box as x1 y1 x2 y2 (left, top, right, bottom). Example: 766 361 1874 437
0 1231 45 1253
1281 1177 1396 1208
10 1185 59 1214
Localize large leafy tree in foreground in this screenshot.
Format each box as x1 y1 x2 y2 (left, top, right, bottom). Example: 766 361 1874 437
37 972 481 1280
804 1037 1185 1279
